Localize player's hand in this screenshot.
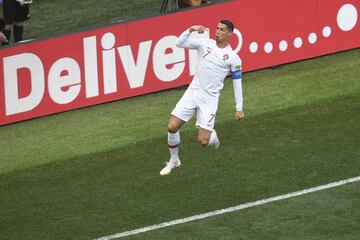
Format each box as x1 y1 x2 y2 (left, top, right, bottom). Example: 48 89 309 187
235 111 245 120
0 32 7 42
189 25 207 33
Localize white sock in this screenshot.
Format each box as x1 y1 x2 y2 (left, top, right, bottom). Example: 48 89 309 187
168 131 180 159
207 130 219 147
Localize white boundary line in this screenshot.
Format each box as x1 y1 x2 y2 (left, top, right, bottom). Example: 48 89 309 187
94 176 360 240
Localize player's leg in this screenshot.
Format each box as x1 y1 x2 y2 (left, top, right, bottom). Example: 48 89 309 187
13 2 30 42
2 24 12 44
160 89 196 175
167 115 185 160
2 0 16 44
196 93 220 148
13 22 24 42
197 127 211 146
160 116 185 176
197 127 220 148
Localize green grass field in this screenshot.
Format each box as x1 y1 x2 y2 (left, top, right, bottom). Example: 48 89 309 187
0 47 360 239
2 0 218 41
0 0 162 40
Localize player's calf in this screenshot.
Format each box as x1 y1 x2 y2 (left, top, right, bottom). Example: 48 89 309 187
207 130 220 149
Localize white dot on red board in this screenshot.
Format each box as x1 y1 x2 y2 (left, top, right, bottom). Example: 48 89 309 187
264 42 273 53
308 33 317 44
279 40 288 52
294 37 303 48
102 32 116 50
249 42 258 53
337 4 358 31
323 26 332 37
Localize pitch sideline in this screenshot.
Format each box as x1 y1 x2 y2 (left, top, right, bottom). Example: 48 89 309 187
94 176 360 240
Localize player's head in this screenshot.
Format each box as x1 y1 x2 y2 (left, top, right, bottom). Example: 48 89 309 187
215 20 234 44
220 20 234 32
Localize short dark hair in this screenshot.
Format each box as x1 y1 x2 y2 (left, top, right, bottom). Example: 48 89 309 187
220 20 234 32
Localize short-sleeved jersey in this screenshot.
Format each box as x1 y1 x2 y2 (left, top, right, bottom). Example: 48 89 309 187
176 30 242 96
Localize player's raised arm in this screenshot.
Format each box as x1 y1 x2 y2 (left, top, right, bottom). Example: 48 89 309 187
189 25 207 33
231 57 245 120
175 25 207 49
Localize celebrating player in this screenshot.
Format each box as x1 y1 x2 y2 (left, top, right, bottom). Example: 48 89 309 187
160 20 245 176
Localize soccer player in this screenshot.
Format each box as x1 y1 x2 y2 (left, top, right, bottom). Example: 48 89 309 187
160 20 245 176
1 0 31 45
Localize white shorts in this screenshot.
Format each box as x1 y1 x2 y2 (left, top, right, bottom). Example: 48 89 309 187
171 88 219 131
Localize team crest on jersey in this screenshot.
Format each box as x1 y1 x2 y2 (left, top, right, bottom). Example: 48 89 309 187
223 54 229 61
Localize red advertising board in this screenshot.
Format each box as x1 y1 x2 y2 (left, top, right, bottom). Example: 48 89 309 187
1 0 360 125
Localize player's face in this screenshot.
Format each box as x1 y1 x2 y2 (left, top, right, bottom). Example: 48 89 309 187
215 23 232 43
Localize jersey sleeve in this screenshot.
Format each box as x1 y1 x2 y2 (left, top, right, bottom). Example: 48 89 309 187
231 55 243 111
175 29 202 49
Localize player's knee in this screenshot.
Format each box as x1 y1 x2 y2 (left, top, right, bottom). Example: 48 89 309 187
167 123 179 133
198 136 210 146
14 22 24 27
5 24 13 30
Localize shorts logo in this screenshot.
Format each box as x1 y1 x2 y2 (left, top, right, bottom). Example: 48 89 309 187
207 114 216 126
235 65 241 71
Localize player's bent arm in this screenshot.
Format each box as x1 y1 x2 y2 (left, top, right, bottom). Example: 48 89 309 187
175 28 202 49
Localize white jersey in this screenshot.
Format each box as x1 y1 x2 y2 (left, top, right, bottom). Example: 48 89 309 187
175 29 243 111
